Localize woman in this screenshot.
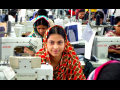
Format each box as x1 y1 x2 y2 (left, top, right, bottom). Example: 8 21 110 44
35 25 86 80
105 16 120 54
24 15 50 56
78 9 85 20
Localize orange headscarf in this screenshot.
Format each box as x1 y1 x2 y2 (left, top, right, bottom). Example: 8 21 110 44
35 25 86 80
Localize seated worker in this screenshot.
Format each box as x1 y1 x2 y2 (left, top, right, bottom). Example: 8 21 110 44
87 60 120 80
97 9 109 22
35 25 86 80
93 11 112 35
8 9 17 22
78 9 85 20
105 16 120 55
77 9 88 25
24 15 50 56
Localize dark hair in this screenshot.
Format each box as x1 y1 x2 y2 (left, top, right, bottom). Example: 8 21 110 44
115 16 120 25
37 9 48 17
97 63 120 80
35 18 48 27
8 10 17 16
47 26 66 40
94 11 104 19
78 9 85 13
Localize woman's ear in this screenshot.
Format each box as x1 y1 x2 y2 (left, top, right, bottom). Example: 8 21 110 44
64 40 67 46
114 26 116 30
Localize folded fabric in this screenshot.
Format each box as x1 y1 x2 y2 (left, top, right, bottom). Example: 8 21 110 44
81 23 94 42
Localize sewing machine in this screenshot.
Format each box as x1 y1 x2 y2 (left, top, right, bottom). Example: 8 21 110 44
13 21 34 37
0 56 53 80
0 37 42 62
90 36 120 67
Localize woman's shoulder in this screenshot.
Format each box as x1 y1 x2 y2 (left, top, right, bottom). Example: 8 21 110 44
105 30 116 37
48 18 54 27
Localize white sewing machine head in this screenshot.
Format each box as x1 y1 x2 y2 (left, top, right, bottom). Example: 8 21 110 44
0 56 53 80
92 36 120 59
13 21 35 37
0 37 42 61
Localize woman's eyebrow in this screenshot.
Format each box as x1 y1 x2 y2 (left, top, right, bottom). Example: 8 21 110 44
49 40 63 42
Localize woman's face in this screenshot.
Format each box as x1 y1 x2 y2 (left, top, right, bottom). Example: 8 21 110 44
114 21 120 35
36 25 48 37
78 12 85 19
47 34 66 57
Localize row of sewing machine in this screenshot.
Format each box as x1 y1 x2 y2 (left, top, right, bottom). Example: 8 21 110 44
0 13 119 80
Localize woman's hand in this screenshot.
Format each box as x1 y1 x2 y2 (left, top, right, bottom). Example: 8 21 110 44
108 49 120 55
24 47 35 56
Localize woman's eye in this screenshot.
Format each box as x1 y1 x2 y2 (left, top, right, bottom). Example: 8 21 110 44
58 42 62 44
50 42 54 44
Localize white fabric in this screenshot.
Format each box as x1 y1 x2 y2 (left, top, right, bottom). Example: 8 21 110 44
8 15 15 22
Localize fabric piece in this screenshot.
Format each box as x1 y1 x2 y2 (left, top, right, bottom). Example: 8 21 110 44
65 25 78 42
81 23 94 42
35 25 86 80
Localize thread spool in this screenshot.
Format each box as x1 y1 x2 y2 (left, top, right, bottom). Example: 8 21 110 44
76 11 78 20
7 21 11 33
110 15 115 26
84 13 88 20
15 13 18 22
20 17 22 23
96 14 100 25
5 15 8 22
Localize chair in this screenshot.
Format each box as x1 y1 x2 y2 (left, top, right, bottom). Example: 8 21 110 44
0 26 5 37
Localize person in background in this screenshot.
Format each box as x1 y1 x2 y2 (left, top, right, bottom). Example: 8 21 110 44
24 15 50 56
8 9 17 22
97 9 109 22
90 12 95 21
87 60 120 80
35 25 86 80
105 16 120 55
78 9 85 20
93 11 111 35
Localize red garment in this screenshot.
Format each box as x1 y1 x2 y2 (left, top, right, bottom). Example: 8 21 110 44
68 10 75 16
35 25 86 80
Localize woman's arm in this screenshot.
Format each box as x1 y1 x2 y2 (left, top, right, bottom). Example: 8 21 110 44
24 47 35 56
108 49 120 55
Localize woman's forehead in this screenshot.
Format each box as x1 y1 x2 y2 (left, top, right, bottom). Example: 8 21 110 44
47 34 64 41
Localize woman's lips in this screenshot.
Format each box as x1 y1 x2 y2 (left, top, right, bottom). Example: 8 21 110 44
53 51 59 54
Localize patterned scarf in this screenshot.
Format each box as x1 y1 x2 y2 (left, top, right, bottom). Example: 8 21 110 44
35 25 86 80
28 15 50 38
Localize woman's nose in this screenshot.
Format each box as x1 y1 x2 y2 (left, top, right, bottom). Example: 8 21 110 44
54 44 58 49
